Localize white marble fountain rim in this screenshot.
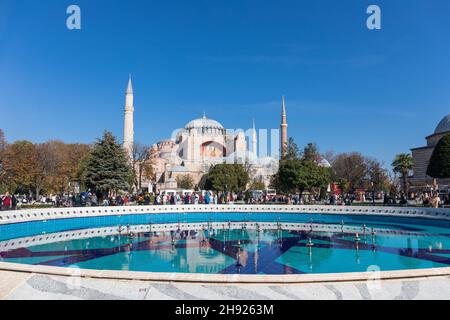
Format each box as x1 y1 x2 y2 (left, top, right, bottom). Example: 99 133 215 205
1 204 450 284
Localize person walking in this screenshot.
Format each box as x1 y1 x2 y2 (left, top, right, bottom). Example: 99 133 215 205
144 194 150 205
11 194 17 210
2 193 12 210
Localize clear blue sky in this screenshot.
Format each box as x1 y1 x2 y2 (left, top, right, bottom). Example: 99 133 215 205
0 0 449 167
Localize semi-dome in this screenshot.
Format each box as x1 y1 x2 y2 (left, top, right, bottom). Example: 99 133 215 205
435 114 450 134
184 115 224 130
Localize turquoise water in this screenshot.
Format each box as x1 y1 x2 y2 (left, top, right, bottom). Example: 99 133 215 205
1 212 450 274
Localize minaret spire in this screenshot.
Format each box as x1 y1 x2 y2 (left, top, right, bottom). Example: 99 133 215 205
280 96 288 158
126 74 133 94
123 75 134 162
252 119 257 157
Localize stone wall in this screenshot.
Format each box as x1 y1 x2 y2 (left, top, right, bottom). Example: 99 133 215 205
411 146 434 185
411 131 450 189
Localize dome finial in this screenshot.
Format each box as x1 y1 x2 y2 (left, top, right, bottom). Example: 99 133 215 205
203 110 207 119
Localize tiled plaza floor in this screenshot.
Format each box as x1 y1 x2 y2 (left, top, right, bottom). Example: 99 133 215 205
1 271 450 300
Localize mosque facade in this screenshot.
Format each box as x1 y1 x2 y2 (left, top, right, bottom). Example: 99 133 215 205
410 113 450 190
122 77 283 193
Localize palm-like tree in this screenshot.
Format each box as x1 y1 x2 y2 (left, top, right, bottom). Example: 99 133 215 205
392 153 414 194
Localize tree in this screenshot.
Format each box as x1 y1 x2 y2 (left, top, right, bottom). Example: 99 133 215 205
337 178 350 197
294 161 331 196
274 159 331 196
1 137 90 196
366 158 390 192
392 153 414 194
249 180 266 190
137 160 155 192
332 152 368 192
76 152 92 190
387 171 401 195
32 141 91 195
302 143 321 163
132 142 155 192
0 129 7 193
243 161 257 181
427 134 450 179
283 137 299 160
60 143 91 191
198 174 213 191
272 160 298 193
322 150 336 165
33 142 59 198
2 141 38 194
84 131 132 195
208 164 249 192
0 129 6 152
176 175 194 190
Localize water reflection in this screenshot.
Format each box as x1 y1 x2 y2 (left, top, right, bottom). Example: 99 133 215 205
1 223 450 274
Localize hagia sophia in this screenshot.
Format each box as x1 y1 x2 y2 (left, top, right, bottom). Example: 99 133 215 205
122 76 281 193
122 76 450 193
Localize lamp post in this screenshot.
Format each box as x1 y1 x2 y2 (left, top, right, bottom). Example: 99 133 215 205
371 181 375 206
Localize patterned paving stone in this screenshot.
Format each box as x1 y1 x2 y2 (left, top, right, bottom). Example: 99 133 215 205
2 271 450 300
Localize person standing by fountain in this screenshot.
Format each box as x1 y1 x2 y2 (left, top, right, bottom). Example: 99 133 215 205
1 193 12 210
11 194 17 210
431 193 441 208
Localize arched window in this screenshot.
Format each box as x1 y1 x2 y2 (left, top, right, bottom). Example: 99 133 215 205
201 141 226 158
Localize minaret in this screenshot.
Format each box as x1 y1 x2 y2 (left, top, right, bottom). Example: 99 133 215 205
280 96 288 158
252 119 257 157
123 75 134 161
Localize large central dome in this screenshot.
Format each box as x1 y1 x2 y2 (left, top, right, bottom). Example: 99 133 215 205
184 115 225 130
435 114 450 134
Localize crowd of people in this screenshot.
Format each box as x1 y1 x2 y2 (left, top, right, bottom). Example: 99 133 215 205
411 191 448 208
1 189 449 211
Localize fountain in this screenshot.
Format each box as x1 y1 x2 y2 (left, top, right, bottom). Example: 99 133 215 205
236 239 243 268
307 237 314 256
355 233 361 250
3 206 449 278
